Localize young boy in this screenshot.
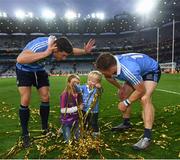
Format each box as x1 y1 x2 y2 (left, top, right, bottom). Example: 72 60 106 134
79 71 102 136
96 52 161 150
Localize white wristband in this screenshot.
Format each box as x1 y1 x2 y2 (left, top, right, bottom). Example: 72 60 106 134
123 99 131 107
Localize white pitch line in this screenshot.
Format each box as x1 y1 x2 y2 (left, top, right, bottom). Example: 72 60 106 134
156 88 180 95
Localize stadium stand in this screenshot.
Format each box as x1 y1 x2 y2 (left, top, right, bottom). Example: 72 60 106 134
0 0 180 76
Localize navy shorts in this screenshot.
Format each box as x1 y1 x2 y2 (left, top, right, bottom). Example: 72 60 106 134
142 66 161 83
16 67 49 89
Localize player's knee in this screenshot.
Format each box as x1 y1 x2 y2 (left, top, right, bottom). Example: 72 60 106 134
21 97 30 106
140 95 151 106
41 94 50 102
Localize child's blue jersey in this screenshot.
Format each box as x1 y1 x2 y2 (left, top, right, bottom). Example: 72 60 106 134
16 37 50 72
80 85 99 113
114 53 159 86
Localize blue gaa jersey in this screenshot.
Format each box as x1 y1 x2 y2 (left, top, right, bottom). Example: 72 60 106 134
114 53 159 86
80 85 99 113
16 37 50 72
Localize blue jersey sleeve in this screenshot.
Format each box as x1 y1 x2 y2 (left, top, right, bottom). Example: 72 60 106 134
121 62 143 86
23 37 48 53
74 84 83 93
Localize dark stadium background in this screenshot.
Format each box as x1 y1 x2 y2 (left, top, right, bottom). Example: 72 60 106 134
0 0 180 159
0 0 180 76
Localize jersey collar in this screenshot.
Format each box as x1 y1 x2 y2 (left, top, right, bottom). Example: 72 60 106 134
114 56 121 75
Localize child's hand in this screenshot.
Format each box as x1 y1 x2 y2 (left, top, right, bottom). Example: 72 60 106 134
95 83 101 88
79 104 84 110
74 83 81 93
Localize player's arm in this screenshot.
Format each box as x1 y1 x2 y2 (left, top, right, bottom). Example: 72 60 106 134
17 43 57 64
122 64 145 103
105 77 122 89
118 81 145 112
118 65 145 112
73 39 95 55
128 82 145 103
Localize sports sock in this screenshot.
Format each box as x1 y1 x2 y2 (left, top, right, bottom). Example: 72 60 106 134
19 105 30 136
123 118 130 126
40 102 50 130
144 128 152 139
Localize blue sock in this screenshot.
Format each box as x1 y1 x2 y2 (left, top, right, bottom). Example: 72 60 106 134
40 102 50 130
123 118 130 126
144 128 152 139
19 105 30 136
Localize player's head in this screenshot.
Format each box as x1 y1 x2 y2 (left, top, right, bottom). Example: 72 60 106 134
87 70 102 88
53 37 73 61
95 53 117 78
65 74 80 94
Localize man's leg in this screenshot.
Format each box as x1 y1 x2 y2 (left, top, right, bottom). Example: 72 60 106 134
111 82 134 131
141 81 157 137
18 86 31 147
38 86 50 133
133 81 157 150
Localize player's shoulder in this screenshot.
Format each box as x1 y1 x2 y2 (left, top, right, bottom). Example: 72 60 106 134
120 53 146 62
121 53 144 58
24 37 48 52
121 58 140 72
115 53 143 60
29 37 48 45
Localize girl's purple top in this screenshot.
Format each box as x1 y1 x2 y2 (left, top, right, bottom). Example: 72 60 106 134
60 91 81 125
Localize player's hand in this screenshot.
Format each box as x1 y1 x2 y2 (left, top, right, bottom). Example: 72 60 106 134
46 42 57 56
84 39 95 53
118 102 127 112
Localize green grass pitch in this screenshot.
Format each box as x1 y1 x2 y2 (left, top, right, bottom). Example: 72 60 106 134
0 74 179 158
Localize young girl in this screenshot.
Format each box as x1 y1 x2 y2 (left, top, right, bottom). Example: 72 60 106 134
60 74 82 142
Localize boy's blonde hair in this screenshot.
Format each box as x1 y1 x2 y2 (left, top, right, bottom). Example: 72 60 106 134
88 70 102 82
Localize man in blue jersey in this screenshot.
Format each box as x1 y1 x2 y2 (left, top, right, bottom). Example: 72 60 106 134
95 52 161 150
16 36 95 148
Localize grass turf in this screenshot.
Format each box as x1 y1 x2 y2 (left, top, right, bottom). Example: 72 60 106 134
0 74 179 158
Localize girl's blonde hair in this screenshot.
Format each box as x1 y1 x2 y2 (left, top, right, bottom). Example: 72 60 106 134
88 70 102 82
61 74 82 107
63 74 80 95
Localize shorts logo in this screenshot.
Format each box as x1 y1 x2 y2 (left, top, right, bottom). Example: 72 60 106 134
146 73 153 80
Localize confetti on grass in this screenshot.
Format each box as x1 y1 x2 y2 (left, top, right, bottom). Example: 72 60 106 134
0 102 179 159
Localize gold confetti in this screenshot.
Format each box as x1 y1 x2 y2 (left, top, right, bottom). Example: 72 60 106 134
175 138 180 141
0 102 178 159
